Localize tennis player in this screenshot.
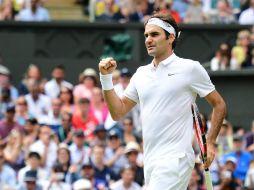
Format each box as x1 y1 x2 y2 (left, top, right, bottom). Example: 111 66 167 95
98 11 226 189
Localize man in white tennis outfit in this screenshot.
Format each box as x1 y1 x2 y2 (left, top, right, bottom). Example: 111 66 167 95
98 12 226 190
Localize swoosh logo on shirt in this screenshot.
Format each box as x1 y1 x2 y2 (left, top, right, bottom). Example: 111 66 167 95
168 73 177 76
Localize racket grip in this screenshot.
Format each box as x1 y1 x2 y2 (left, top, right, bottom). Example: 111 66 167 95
204 169 213 190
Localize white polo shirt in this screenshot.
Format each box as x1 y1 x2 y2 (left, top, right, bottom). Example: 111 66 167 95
124 53 215 174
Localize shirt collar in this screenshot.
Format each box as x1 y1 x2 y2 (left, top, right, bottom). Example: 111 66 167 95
150 53 177 68
160 53 177 66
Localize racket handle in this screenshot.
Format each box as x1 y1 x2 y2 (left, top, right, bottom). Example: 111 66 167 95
204 169 213 190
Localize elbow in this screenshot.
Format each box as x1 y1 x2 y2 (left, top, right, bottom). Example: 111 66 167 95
111 114 123 121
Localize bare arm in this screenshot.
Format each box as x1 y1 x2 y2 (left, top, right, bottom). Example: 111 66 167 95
99 57 137 120
104 90 136 120
204 90 227 168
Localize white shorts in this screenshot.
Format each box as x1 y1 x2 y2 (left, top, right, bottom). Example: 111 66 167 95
145 154 194 190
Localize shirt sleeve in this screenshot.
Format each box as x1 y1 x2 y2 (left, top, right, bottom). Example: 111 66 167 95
123 72 139 103
189 61 215 98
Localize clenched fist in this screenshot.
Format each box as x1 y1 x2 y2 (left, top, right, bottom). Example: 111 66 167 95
98 57 117 75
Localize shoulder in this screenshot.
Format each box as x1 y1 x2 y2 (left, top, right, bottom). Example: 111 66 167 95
3 164 15 175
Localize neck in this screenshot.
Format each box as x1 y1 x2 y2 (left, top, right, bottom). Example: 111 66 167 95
153 50 173 67
123 181 131 188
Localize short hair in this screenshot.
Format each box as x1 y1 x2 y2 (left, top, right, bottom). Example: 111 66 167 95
144 11 179 49
28 151 41 160
78 98 90 105
53 64 65 71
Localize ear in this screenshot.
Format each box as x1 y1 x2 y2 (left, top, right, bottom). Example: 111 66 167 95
169 34 175 44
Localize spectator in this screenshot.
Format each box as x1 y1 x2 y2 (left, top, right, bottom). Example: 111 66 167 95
0 64 18 101
211 42 232 71
4 129 25 171
187 164 206 190
209 0 236 24
15 0 50 21
59 86 75 114
172 0 188 21
130 0 154 22
72 98 99 141
92 124 108 147
73 68 98 103
184 0 207 23
0 0 14 20
44 65 73 99
0 105 22 140
231 30 251 69
244 159 254 190
124 141 144 186
0 87 15 118
18 170 43 190
154 0 181 24
79 162 108 190
112 3 135 23
25 79 51 119
42 163 71 190
244 121 254 153
69 130 91 166
91 144 116 184
39 97 62 134
90 87 108 124
239 0 254 24
216 120 234 156
15 96 33 126
29 125 58 172
95 0 120 21
220 134 253 183
18 64 43 96
55 143 71 182
73 178 93 190
18 151 48 186
105 130 128 178
214 157 241 190
57 112 73 144
122 117 139 145
110 165 141 190
23 118 40 156
0 148 17 188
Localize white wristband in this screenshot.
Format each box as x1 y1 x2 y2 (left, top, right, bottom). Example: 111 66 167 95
100 73 114 90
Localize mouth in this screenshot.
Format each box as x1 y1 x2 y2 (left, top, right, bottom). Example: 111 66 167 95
147 46 154 50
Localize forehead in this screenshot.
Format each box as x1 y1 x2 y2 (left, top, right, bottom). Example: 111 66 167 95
144 24 164 34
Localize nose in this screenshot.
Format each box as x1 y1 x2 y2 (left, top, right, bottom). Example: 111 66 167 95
145 36 152 45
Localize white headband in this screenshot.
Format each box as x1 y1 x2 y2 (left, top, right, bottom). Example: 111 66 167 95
147 18 176 36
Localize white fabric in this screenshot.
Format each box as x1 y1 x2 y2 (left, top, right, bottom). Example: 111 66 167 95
16 6 50 21
29 140 58 171
100 73 114 90
18 166 48 185
68 143 91 165
146 155 193 190
147 18 176 35
25 94 51 119
238 8 254 25
44 79 73 99
110 179 141 190
123 53 215 187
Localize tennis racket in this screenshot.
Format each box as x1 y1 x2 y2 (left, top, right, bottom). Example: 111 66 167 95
191 103 213 190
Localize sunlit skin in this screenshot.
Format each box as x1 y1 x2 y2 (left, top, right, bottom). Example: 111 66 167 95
144 24 175 66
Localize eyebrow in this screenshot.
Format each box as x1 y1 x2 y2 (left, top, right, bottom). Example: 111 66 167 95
144 31 160 37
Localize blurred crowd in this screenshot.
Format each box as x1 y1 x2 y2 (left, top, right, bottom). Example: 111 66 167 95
0 61 254 190
210 26 254 70
0 0 254 24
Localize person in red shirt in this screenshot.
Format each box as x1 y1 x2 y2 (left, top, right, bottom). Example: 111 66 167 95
154 0 181 23
72 98 99 141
